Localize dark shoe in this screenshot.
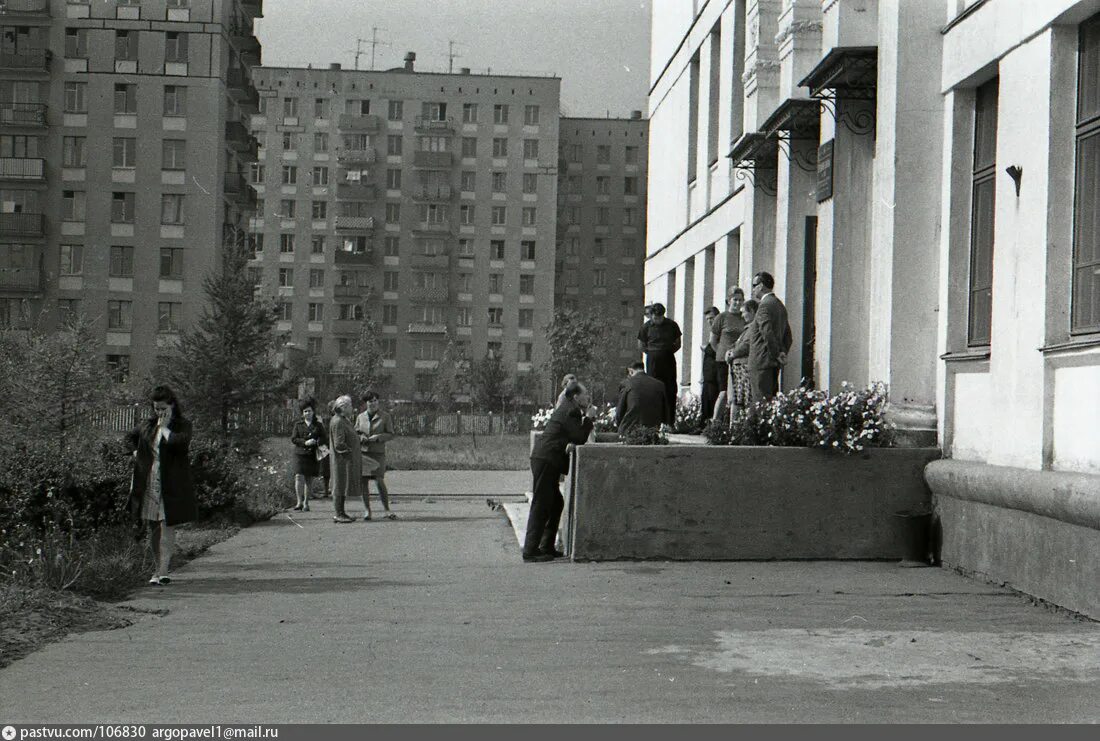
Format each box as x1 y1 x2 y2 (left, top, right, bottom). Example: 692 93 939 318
539 548 565 559
303 503 310 512
522 552 554 563
333 515 354 523
363 513 372 521
292 504 303 511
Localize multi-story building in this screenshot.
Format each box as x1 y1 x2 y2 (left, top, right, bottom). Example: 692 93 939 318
0 0 262 380
647 0 1100 618
556 113 648 391
248 57 561 400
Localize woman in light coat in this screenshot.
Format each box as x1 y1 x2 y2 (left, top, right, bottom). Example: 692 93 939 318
327 395 361 523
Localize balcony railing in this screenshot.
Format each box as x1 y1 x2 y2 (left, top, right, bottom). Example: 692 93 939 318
410 253 450 269
0 266 41 292
407 286 450 303
0 49 50 71
411 184 453 201
413 150 454 168
407 322 448 335
337 113 381 132
0 102 46 126
334 215 376 231
414 116 456 133
0 157 44 180
225 120 259 160
336 182 378 201
336 148 377 164
0 212 45 237
241 0 264 18
334 248 373 265
224 171 247 193
0 0 51 17
332 319 363 335
334 283 373 298
413 221 452 235
226 67 261 105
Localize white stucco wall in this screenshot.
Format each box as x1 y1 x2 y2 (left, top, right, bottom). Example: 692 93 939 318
1051 361 1100 473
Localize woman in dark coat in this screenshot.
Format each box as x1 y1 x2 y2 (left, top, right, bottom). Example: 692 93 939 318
127 385 197 586
289 397 327 511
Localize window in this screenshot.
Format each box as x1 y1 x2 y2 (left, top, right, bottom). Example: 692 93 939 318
416 272 444 289
625 145 639 165
115 30 138 61
523 139 539 159
307 337 323 354
462 103 478 123
112 138 136 168
493 104 509 124
569 143 583 162
164 85 186 115
593 176 609 195
596 145 611 164
387 168 402 189
624 176 639 195
250 233 264 256
105 355 130 382
492 138 508 157
522 173 538 194
311 201 327 220
519 308 533 328
314 132 329 152
456 273 472 292
311 166 329 186
458 238 473 257
280 233 295 253
387 135 403 156
282 165 297 185
623 208 637 226
60 244 82 275
162 139 186 170
278 268 293 287
490 240 504 260
383 304 398 325
596 207 609 226
338 303 365 321
519 343 533 362
487 307 503 325
381 338 397 360
388 100 403 120
383 271 399 291
385 203 401 222
308 303 324 321
521 240 535 260
349 99 371 115
314 97 328 118
460 204 475 225
461 171 476 191
65 28 88 58
161 194 185 224
967 78 998 346
519 275 534 295
1074 15 1100 332
62 137 86 168
453 307 471 326
420 203 448 224
488 273 503 294
594 238 606 256
491 206 506 225
276 302 292 321
384 236 400 256
524 105 540 125
160 248 183 278
111 192 134 223
158 302 181 333
282 97 299 118
282 133 296 152
461 137 477 157
422 101 447 121
569 207 581 225
492 172 506 192
419 135 449 152
107 300 133 330
280 199 296 218
165 32 188 63
487 341 502 359
594 269 607 288
64 82 87 113
113 84 137 114
522 207 537 226
309 268 324 288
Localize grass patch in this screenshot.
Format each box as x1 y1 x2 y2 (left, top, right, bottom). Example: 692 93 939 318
385 433 530 470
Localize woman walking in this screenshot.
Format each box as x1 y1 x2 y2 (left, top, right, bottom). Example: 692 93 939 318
127 385 197 586
327 395 361 524
289 398 327 512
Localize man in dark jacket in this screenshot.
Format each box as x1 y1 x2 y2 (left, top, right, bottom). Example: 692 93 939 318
636 302 682 422
524 381 596 562
749 271 793 401
616 362 668 433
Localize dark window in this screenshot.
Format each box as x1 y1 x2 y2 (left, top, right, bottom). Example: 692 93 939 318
1073 15 1100 332
967 78 998 347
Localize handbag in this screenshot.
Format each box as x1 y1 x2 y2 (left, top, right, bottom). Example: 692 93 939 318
315 444 330 461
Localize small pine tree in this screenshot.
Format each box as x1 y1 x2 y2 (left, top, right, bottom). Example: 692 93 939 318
341 312 389 398
468 353 511 412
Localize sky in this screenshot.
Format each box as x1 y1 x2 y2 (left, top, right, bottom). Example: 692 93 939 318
254 0 652 118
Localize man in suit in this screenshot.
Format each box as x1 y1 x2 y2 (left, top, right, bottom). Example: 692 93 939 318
749 271 793 402
616 361 669 433
524 381 596 562
636 302 682 422
700 306 720 421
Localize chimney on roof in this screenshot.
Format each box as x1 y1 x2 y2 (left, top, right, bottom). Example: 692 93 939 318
460 67 471 75
631 110 643 120
404 51 416 72
330 62 342 70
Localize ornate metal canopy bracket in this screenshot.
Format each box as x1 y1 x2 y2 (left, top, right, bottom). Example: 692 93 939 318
816 96 877 137
774 131 819 173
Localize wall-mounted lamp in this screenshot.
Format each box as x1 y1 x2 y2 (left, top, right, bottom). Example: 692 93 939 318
1006 165 1023 197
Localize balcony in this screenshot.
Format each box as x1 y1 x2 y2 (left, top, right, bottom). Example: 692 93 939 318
0 1 50 18
414 116 456 133
407 286 450 303
413 150 454 169
0 254 41 292
334 215 376 232
225 120 259 160
334 248 373 266
224 172 258 208
229 20 261 59
0 157 44 181
332 319 363 335
334 283 373 298
411 184 453 201
241 0 264 18
336 148 377 164
413 221 452 235
0 102 46 127
410 253 450 269
0 212 45 237
226 67 261 106
407 322 448 335
338 113 381 132
0 49 50 71
336 182 378 201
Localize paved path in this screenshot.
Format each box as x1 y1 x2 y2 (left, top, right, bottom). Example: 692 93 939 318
384 469 527 496
2 497 1098 723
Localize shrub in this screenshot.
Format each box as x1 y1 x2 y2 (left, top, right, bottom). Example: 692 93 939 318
673 392 702 433
619 425 669 446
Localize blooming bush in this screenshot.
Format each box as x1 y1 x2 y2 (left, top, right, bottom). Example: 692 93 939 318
531 402 617 432
673 392 702 433
530 405 554 431
704 382 894 454
619 425 669 446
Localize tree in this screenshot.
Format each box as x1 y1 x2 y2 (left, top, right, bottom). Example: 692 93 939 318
340 313 389 398
429 337 466 412
169 234 288 439
467 353 511 412
543 307 619 404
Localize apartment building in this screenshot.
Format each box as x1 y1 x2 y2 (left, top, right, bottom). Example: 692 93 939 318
0 0 262 380
647 0 1100 617
556 114 648 387
248 58 561 400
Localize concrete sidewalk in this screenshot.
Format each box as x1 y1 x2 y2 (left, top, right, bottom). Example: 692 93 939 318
383 469 527 496
2 497 1098 723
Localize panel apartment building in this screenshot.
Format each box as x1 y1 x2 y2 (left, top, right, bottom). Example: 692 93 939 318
247 58 561 400
0 0 262 381
556 114 649 389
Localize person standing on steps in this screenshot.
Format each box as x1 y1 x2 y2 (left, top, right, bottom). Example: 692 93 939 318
289 398 326 512
523 381 596 562
749 271 793 402
127 385 197 586
637 302 682 423
328 395 360 523
356 390 397 521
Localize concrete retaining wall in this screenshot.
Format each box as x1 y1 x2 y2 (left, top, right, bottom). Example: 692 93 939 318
568 445 940 560
925 460 1100 619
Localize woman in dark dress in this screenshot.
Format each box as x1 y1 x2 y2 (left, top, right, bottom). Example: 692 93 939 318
127 385 197 586
290 398 327 512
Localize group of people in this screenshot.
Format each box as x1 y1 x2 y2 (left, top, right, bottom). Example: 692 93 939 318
290 392 397 523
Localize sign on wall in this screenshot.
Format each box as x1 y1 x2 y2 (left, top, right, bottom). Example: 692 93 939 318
817 140 834 203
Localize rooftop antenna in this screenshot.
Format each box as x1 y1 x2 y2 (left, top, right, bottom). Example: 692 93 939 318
351 28 391 71
447 40 465 73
